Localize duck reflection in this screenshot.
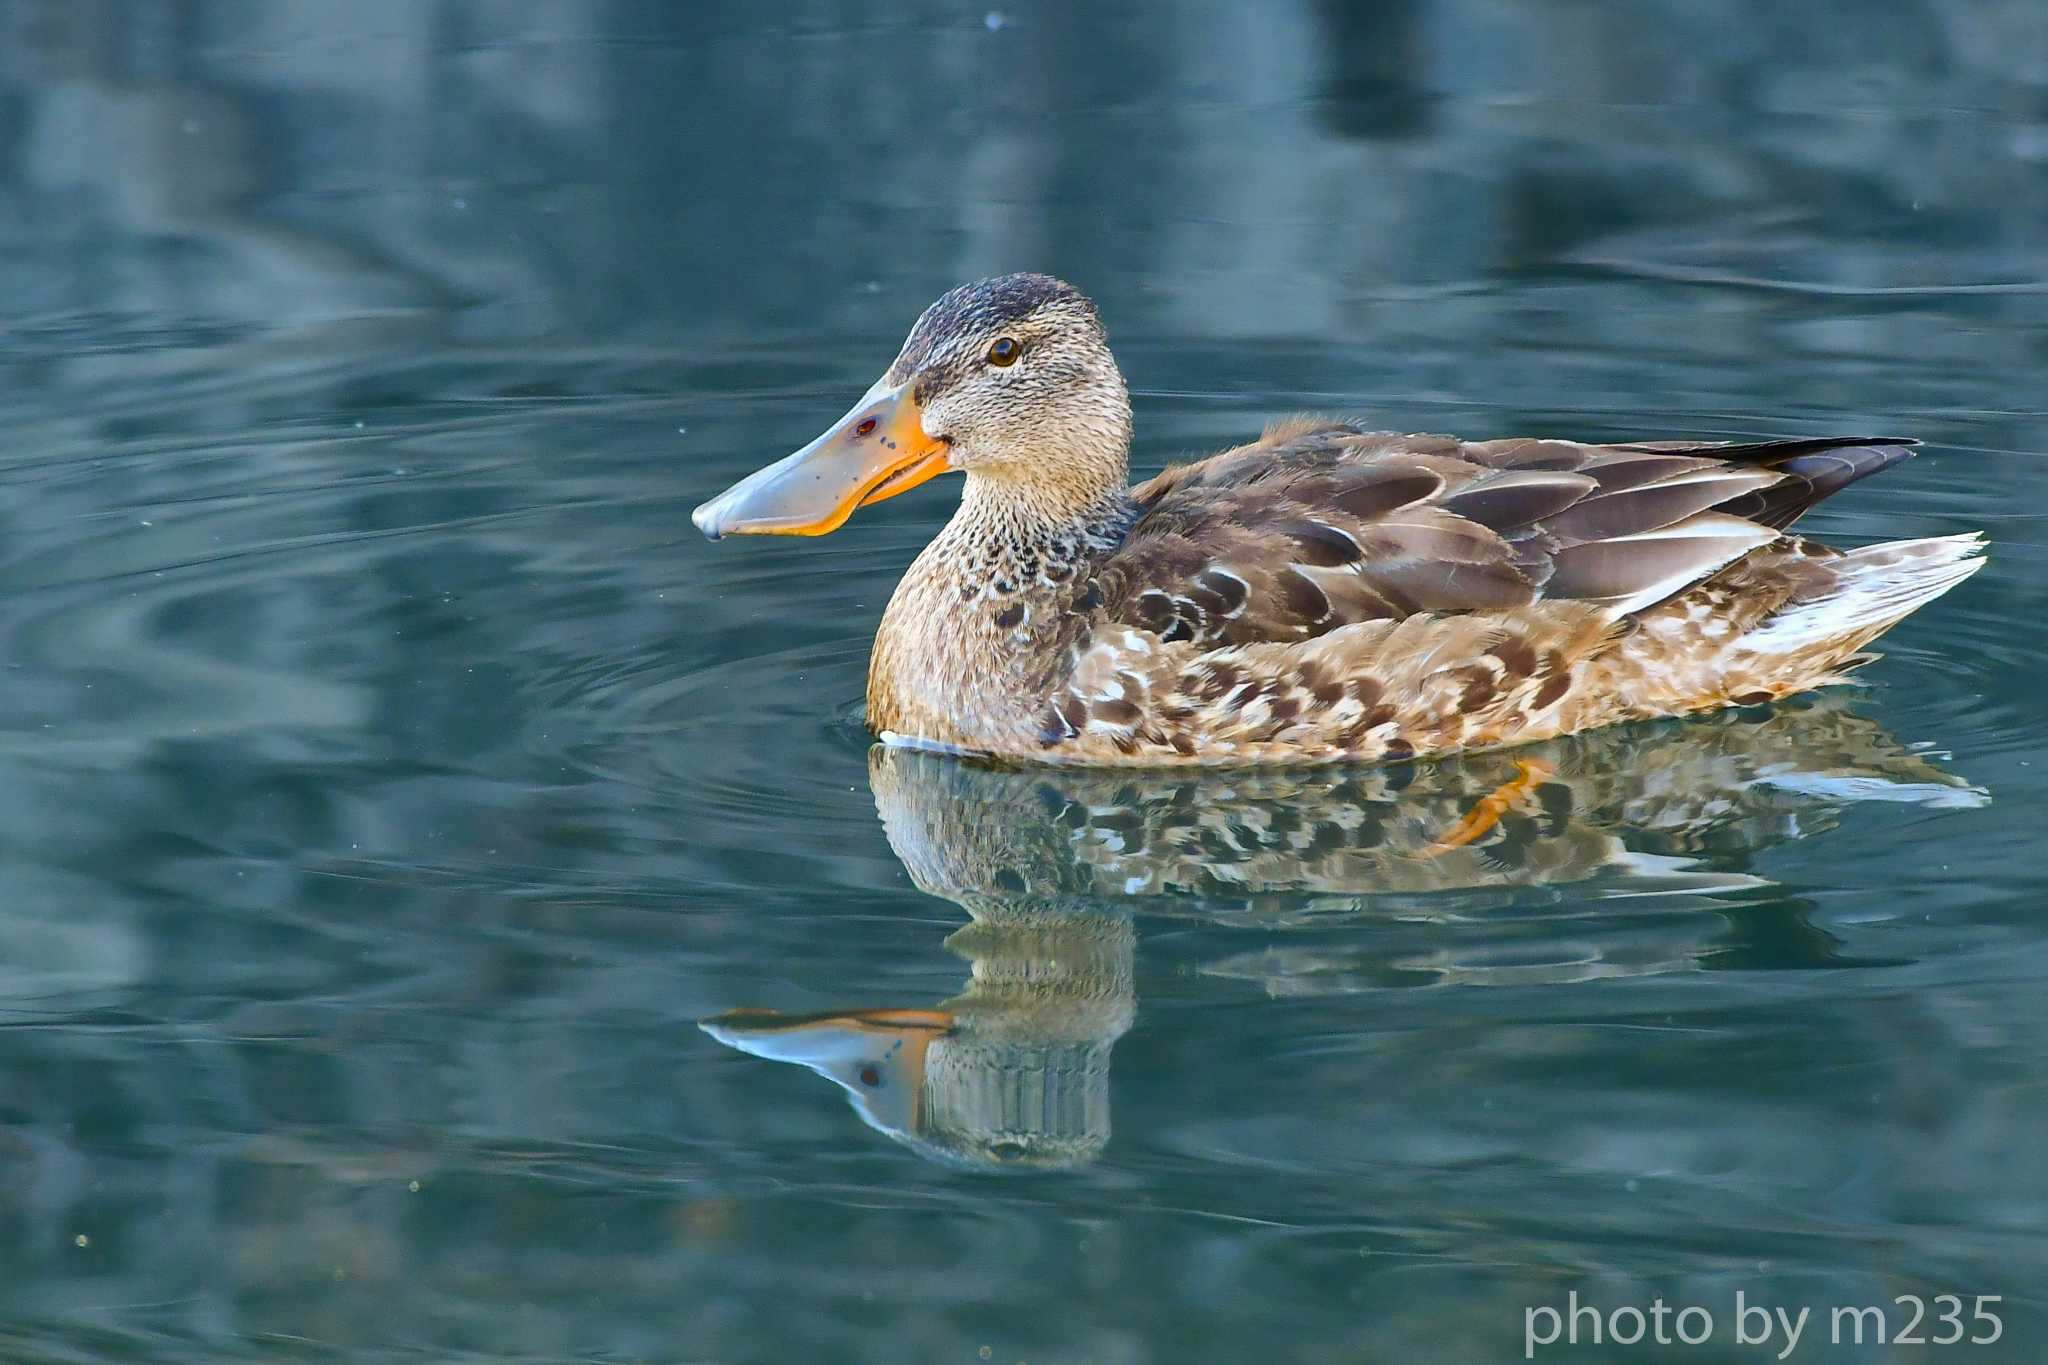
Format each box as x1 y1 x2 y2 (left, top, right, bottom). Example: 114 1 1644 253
703 700 1981 1168
703 910 1132 1171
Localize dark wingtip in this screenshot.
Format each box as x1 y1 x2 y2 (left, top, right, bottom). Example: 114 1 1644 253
1710 437 1924 530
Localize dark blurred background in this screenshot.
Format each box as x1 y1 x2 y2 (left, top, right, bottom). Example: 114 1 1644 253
7 1 2045 404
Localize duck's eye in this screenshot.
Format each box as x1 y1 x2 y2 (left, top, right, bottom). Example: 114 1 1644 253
985 337 1021 367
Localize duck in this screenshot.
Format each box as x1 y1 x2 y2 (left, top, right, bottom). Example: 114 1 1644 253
693 273 1984 767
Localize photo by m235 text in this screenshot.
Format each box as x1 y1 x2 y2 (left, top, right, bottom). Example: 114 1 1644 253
1524 1291 2004 1358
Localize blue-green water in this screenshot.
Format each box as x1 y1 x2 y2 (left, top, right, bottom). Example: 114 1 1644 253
3 4 2046 1361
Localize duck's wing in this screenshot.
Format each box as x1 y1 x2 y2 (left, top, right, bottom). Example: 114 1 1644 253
1104 422 1915 648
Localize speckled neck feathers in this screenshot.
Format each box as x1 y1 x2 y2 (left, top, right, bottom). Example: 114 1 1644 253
867 476 1136 747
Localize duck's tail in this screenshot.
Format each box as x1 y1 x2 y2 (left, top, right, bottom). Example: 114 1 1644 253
1740 532 1987 665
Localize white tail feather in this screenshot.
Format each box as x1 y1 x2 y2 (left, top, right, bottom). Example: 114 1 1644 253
1741 533 1986 654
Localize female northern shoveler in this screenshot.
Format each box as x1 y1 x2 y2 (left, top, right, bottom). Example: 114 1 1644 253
693 273 1983 766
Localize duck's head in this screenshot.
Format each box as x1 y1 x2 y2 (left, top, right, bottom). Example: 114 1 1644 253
693 273 1131 539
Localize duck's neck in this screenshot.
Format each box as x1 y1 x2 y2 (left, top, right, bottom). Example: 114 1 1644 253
868 473 1135 749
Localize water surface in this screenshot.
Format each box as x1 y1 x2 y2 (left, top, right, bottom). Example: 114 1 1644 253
2 4 2046 1361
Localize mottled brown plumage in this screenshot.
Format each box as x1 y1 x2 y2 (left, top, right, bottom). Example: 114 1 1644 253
696 274 1985 766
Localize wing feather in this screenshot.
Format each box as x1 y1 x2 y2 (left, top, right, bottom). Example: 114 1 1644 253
1100 426 1911 649
1546 514 1780 614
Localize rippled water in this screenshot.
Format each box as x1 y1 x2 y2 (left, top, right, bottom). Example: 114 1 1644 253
5 4 2048 1362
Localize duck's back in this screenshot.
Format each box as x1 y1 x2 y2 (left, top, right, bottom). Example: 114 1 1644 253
1021 423 1981 764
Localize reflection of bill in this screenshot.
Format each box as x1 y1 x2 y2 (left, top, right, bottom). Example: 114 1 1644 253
708 896 1138 1162
703 903 1133 1170
705 699 1983 1169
